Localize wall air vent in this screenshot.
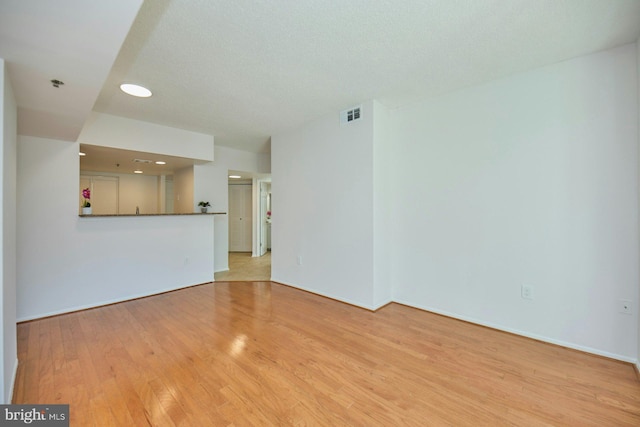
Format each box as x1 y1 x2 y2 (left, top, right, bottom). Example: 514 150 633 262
340 105 362 125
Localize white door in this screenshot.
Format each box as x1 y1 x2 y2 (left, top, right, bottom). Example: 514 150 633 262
259 182 268 256
80 175 118 214
92 177 118 214
229 184 252 252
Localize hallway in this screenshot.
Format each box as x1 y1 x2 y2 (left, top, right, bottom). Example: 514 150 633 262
214 252 271 281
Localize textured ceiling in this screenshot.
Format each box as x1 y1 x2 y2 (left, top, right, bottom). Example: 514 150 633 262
3 1 640 154
93 0 640 153
0 0 143 141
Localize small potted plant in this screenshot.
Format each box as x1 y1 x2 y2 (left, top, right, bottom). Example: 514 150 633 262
81 187 92 215
198 201 211 213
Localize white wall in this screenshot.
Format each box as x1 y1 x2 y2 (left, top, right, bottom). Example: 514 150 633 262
79 113 214 162
270 43 638 362
391 44 639 361
637 39 640 371
1 59 17 403
17 136 215 320
258 152 271 174
271 101 377 309
372 100 394 308
194 145 263 273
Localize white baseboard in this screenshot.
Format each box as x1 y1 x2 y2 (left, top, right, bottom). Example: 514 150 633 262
16 277 638 366
271 278 380 311
394 298 637 364
372 298 394 311
17 281 211 322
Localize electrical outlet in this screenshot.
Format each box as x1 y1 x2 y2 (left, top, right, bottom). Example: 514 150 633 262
521 284 533 300
618 299 632 315
297 255 303 266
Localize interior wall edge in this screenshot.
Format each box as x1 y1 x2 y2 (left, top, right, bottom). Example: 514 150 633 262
270 279 379 311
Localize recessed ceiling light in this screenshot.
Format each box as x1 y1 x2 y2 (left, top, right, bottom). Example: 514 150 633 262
155 161 166 165
79 152 86 156
229 175 242 179
134 170 143 174
120 83 152 98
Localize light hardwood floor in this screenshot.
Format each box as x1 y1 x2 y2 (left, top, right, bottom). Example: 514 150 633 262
13 281 640 426
214 252 271 281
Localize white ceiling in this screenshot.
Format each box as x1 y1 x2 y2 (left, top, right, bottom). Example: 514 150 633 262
0 0 143 141
3 0 640 154
79 144 199 176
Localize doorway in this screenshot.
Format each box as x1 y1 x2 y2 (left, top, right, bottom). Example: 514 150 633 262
222 171 272 281
214 252 271 281
228 182 252 252
258 180 272 256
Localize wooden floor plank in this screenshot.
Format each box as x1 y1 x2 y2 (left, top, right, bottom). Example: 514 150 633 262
13 281 640 425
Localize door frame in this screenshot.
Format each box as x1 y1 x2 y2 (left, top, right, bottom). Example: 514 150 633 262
253 177 271 257
229 181 253 252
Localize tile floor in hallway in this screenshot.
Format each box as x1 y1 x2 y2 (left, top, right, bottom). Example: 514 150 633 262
214 251 271 281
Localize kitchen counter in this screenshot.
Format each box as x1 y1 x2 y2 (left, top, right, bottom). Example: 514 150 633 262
79 212 226 217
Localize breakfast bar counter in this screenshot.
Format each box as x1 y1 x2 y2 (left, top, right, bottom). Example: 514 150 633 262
79 212 226 217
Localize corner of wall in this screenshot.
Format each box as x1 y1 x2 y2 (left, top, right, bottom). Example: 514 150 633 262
271 101 376 307
388 44 639 361
372 100 394 306
636 38 640 368
1 57 18 404
258 152 271 174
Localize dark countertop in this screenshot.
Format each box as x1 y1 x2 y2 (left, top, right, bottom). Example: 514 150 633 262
79 212 226 217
